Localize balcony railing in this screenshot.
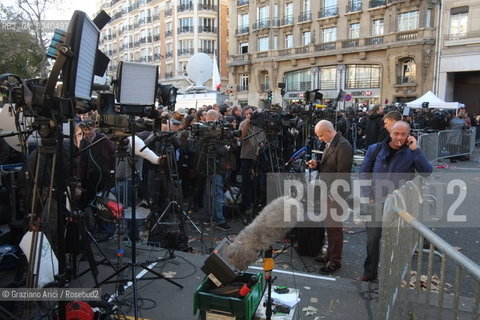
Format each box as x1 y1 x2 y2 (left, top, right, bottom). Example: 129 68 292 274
153 34 160 41
197 4 217 11
397 76 416 84
237 0 248 6
396 30 417 41
278 49 291 56
271 19 280 27
342 39 359 48
318 5 338 18
165 72 173 79
346 79 380 88
314 42 336 51
177 3 193 12
365 36 384 45
199 48 215 54
237 85 249 91
295 46 309 54
177 26 194 33
229 54 251 66
260 84 270 91
235 26 249 35
165 30 172 37
369 0 386 8
177 48 194 56
198 26 217 33
281 15 294 26
253 19 271 30
346 1 362 13
165 8 172 16
152 14 160 21
298 11 312 23
165 51 173 58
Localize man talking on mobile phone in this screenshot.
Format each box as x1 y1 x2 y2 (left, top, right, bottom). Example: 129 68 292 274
357 120 432 282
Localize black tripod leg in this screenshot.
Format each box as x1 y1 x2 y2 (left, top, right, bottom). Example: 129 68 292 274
76 216 99 287
138 265 183 289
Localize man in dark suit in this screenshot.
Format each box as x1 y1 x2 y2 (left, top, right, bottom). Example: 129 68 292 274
307 120 353 274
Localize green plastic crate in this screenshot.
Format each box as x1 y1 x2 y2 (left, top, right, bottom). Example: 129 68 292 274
193 272 265 320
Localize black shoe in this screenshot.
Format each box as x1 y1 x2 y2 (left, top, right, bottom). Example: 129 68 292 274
216 223 232 231
318 262 341 275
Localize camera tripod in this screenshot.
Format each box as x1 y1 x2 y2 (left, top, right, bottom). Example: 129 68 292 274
97 116 183 320
148 143 204 254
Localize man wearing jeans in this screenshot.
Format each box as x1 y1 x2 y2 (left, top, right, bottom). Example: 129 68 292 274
357 121 432 281
204 110 231 231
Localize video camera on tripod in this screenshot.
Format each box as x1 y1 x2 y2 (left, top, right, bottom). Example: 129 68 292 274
190 120 241 142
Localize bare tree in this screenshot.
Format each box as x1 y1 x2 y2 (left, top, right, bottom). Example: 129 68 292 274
8 0 62 77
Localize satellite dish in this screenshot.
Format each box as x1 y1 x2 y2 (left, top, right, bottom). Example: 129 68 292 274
0 104 22 152
186 53 212 87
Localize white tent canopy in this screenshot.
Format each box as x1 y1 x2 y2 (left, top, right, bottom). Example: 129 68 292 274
406 91 465 110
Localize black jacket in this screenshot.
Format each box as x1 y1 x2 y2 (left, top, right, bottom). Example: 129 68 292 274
365 113 384 147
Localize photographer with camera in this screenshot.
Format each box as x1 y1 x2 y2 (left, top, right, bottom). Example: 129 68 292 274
146 115 180 217
239 107 266 215
199 110 231 231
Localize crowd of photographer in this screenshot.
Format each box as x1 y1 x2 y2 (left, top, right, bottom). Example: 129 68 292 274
6 97 476 244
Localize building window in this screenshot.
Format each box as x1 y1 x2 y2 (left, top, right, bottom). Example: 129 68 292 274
371 19 384 36
319 66 337 90
285 69 312 91
349 23 360 39
285 2 293 24
346 65 380 88
398 11 419 32
303 0 310 13
200 40 215 54
258 6 269 21
179 18 193 32
322 27 337 42
449 7 468 39
239 42 248 54
285 34 293 48
273 35 278 50
239 74 249 91
258 37 269 51
302 31 311 45
399 58 416 83
260 72 270 91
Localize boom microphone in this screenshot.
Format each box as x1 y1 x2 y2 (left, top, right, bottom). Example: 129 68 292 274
285 146 307 166
226 196 302 270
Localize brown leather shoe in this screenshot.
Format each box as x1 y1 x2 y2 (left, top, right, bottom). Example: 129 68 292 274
318 262 341 274
314 255 328 263
356 274 376 282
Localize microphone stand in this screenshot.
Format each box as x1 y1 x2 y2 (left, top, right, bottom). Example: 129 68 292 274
263 246 276 320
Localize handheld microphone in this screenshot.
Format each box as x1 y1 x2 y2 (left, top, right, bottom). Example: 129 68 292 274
285 146 307 166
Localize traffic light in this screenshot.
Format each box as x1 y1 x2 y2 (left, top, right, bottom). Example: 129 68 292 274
267 90 273 101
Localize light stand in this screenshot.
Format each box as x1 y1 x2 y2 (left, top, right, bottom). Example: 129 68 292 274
263 246 276 320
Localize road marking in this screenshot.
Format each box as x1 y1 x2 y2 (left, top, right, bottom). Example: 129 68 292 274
248 266 336 281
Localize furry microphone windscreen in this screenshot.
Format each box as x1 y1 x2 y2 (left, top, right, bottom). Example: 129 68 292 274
226 196 302 270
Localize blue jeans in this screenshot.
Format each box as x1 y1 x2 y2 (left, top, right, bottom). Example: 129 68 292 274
209 174 225 224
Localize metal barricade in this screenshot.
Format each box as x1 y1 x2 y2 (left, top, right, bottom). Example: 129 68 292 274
379 176 480 319
418 128 476 162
